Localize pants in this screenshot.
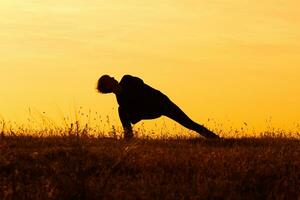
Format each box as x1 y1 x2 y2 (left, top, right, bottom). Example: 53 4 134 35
161 98 218 138
118 97 219 139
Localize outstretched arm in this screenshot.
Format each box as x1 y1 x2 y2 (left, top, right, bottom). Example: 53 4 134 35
118 107 133 139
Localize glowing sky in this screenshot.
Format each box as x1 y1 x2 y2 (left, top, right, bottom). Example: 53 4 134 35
0 0 299 133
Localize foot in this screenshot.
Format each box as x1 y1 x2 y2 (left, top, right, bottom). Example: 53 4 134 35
124 129 134 140
200 128 220 139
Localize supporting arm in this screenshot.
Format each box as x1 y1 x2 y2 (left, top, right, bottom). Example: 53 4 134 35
118 107 133 139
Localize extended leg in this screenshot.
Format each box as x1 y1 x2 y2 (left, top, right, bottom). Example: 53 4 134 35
162 100 219 139
118 107 133 139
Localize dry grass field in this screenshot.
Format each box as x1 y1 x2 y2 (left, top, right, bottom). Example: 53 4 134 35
1 128 299 200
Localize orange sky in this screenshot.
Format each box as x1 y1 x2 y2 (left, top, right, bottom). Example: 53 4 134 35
0 0 299 134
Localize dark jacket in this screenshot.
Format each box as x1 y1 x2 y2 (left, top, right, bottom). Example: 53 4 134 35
116 75 169 124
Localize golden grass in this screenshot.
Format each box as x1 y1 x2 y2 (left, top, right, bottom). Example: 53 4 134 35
1 110 299 199
1 127 299 200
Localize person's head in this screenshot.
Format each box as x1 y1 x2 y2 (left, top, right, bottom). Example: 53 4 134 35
97 75 119 94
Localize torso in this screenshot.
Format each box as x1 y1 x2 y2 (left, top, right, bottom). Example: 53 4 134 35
116 75 167 124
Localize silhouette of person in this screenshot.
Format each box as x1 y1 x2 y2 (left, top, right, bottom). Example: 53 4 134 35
97 75 219 139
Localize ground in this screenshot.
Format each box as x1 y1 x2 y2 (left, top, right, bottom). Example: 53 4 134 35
0 135 299 200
